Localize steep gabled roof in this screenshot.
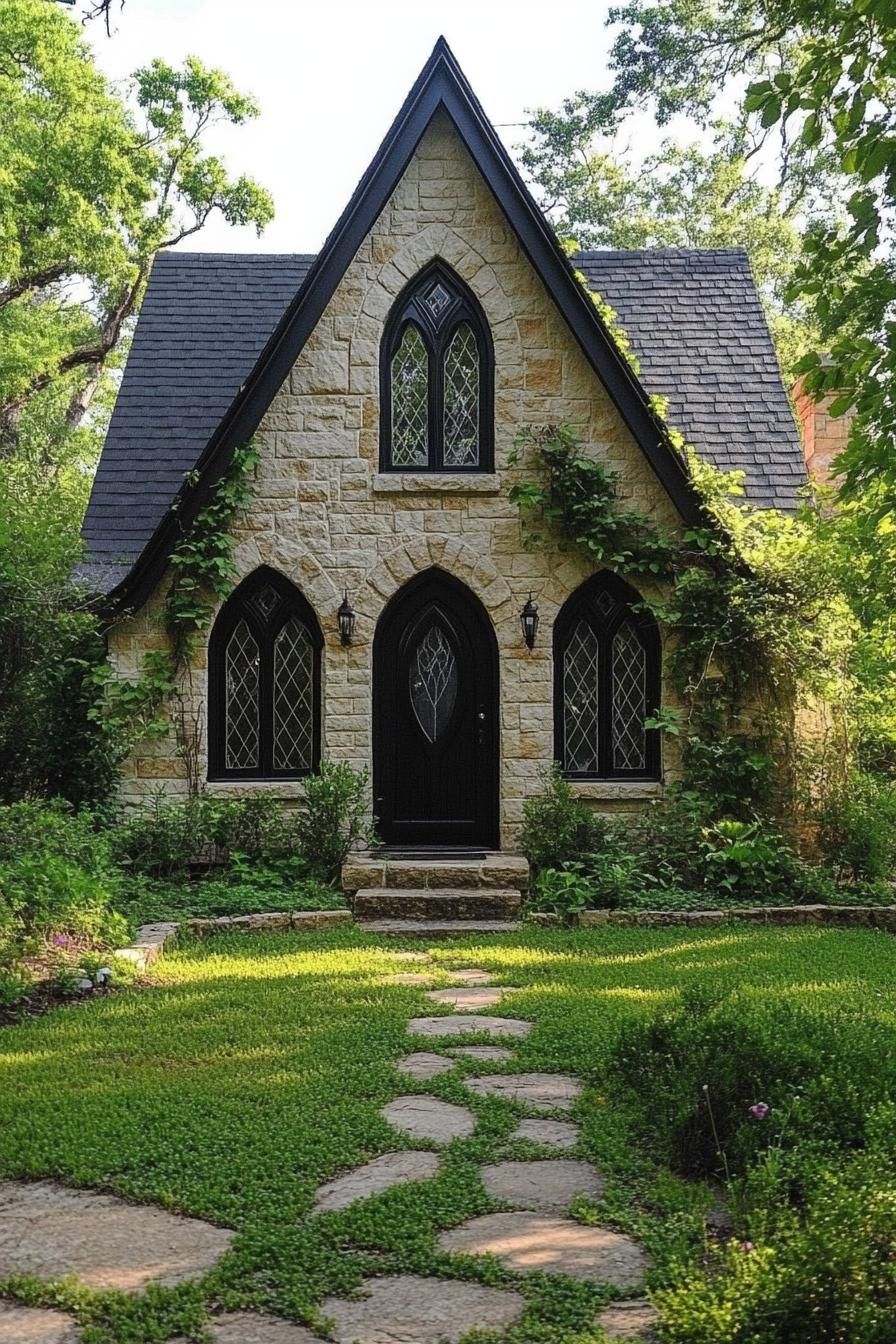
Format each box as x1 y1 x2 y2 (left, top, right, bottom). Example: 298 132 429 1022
80 37 705 608
577 249 805 511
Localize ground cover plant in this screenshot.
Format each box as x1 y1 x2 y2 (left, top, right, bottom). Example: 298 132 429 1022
0 923 894 1341
521 766 895 919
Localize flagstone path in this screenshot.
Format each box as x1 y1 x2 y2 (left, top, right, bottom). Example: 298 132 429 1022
0 960 658 1342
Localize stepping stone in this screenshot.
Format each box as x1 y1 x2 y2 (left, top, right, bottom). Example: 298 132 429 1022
511 1118 580 1151
313 1151 440 1213
408 1015 532 1040
425 987 505 1009
381 1096 476 1142
596 1300 661 1339
321 1274 524 1343
206 1314 318 1343
386 951 431 962
450 1045 514 1062
396 1051 455 1079
0 1180 233 1292
466 1072 581 1111
480 1159 604 1214
0 1302 79 1342
438 1212 650 1287
382 973 436 985
447 968 494 984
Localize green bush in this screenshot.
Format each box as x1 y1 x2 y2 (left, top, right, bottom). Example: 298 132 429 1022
608 989 896 1181
112 792 300 879
294 762 377 882
817 771 896 883
659 1147 896 1343
519 765 608 875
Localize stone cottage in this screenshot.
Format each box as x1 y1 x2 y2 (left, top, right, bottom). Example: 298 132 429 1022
80 40 809 854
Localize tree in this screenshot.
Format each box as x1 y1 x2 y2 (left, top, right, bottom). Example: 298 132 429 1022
523 3 857 378
522 108 818 371
0 0 274 441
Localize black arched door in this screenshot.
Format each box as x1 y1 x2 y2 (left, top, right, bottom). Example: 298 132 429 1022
373 570 499 848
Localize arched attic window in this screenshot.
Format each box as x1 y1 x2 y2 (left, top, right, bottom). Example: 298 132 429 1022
554 573 661 780
380 262 494 472
208 568 322 780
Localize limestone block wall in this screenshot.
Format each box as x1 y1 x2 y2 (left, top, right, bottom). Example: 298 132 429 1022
108 112 686 845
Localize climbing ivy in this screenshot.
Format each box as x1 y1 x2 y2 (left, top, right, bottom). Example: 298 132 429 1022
509 421 855 817
91 442 260 767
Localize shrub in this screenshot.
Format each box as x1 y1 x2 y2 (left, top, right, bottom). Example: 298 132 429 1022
294 762 378 882
817 771 896 883
519 766 608 875
699 818 835 906
529 866 594 919
113 792 301 879
0 965 31 1014
0 853 128 952
608 989 896 1181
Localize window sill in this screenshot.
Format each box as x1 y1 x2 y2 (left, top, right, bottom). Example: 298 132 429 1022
205 779 307 799
372 473 500 495
570 780 663 801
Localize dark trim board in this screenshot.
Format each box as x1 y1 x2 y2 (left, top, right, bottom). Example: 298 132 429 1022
100 37 704 617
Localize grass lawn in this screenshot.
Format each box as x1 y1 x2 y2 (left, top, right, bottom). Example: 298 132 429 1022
1 924 895 1342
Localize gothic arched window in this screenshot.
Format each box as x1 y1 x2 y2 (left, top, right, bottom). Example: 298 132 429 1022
380 262 494 472
208 568 322 780
554 573 661 780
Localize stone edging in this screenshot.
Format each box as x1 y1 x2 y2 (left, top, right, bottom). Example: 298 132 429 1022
114 910 352 970
549 904 896 930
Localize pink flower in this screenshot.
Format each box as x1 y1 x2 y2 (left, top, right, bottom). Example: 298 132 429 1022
741 1241 755 1254
749 1102 769 1120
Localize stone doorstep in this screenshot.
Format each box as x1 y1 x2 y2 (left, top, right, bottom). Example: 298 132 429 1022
353 887 521 920
342 852 530 894
358 919 521 938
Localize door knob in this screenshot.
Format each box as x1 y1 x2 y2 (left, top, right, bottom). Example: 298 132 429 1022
477 711 485 721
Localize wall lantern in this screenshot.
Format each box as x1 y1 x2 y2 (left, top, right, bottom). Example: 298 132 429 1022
520 593 539 650
337 591 356 646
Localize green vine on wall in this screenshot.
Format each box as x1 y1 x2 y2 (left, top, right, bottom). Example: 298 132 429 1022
509 422 855 817
90 442 259 759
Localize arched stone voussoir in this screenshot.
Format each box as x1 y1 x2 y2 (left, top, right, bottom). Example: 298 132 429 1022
229 537 342 636
359 540 512 622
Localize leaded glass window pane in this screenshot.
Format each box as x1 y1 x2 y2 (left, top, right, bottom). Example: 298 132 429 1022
612 623 647 771
225 620 260 770
563 619 599 774
443 322 480 467
410 621 458 743
391 325 429 467
273 618 314 772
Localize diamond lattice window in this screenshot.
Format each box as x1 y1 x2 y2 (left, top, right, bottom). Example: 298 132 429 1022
557 580 660 779
443 323 480 467
612 623 647 771
391 325 430 467
212 573 320 780
225 620 260 771
562 619 600 775
273 618 315 772
383 266 491 470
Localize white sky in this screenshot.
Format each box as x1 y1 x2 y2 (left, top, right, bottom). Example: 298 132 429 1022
86 0 619 254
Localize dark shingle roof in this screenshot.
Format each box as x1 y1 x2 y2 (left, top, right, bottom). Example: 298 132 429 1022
79 252 314 590
80 245 805 593
575 248 805 510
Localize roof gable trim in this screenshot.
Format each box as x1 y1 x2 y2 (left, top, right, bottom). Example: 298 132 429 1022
111 37 703 611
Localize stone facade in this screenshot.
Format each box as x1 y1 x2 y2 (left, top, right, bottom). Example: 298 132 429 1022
108 113 685 844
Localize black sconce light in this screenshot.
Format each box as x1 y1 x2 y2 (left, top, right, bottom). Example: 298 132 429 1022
337 591 356 646
520 593 539 650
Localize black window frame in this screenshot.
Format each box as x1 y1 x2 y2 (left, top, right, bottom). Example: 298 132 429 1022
553 571 662 782
208 566 322 781
380 260 494 473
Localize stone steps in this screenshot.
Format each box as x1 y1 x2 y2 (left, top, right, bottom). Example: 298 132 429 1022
356 918 521 938
353 887 521 921
342 852 529 894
